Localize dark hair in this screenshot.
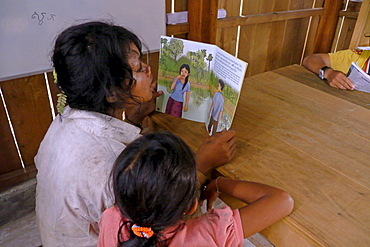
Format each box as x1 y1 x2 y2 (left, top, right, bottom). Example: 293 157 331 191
52 21 142 114
112 132 197 247
219 79 225 91
179 64 190 90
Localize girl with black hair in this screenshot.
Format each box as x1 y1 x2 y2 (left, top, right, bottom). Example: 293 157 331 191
98 132 294 247
35 21 236 246
165 64 191 117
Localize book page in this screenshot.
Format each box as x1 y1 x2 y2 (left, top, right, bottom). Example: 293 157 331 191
347 62 370 93
156 36 248 135
156 36 217 123
206 47 247 135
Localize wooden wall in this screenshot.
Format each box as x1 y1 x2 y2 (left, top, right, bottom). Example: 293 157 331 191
0 72 57 191
0 0 361 190
333 1 364 51
350 0 370 49
216 0 325 77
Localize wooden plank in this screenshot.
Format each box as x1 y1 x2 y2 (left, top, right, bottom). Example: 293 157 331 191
313 0 343 53
273 64 370 110
216 0 240 56
350 0 370 48
280 19 300 67
333 17 357 51
303 15 320 59
237 0 259 75
238 24 257 77
148 52 160 83
187 0 218 43
165 0 172 13
216 27 238 56
0 165 37 193
174 0 187 12
1 75 53 167
166 23 190 36
246 76 370 186
0 89 22 174
339 10 359 19
291 17 310 64
150 111 207 151
257 0 276 72
265 20 287 71
217 8 324 29
259 0 275 13
219 0 241 16
241 0 260 15
250 22 271 75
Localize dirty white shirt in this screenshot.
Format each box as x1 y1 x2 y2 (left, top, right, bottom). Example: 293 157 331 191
35 106 141 247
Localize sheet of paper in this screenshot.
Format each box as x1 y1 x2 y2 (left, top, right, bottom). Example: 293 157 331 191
347 62 370 93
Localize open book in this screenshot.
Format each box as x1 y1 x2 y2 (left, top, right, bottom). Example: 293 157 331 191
156 36 248 135
347 62 370 93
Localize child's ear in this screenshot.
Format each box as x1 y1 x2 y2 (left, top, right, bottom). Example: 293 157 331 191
187 199 198 215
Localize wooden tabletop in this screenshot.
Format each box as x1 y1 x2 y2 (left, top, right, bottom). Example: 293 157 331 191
150 64 370 247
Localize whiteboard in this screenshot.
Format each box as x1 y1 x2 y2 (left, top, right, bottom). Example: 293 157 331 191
0 0 166 81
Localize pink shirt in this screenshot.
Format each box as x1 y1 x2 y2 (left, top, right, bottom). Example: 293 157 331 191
98 206 244 247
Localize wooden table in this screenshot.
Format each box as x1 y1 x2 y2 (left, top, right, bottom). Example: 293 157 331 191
150 64 370 247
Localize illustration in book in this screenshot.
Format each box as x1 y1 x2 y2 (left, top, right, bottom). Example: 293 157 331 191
156 36 248 135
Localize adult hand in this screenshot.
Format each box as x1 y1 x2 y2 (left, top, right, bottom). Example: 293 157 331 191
195 129 236 175
183 105 188 112
126 80 163 124
325 69 355 90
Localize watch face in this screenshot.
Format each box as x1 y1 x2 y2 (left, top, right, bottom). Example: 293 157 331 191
319 69 325 79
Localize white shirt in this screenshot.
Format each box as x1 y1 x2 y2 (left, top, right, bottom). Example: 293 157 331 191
35 106 141 247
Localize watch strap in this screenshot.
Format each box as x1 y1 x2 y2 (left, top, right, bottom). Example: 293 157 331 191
319 66 331 80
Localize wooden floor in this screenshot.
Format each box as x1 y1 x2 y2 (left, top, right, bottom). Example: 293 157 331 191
0 212 42 247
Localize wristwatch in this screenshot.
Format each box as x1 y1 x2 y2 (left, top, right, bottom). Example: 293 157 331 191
319 66 331 80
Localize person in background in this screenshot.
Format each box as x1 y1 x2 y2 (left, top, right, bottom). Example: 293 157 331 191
165 64 191 117
302 49 370 90
98 132 294 247
208 79 225 135
35 21 236 247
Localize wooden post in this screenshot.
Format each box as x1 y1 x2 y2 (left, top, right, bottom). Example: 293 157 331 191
349 0 370 48
187 0 218 44
313 0 343 53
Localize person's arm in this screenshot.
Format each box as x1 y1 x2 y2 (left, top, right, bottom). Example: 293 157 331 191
204 177 294 238
170 76 181 90
184 91 190 112
302 53 355 90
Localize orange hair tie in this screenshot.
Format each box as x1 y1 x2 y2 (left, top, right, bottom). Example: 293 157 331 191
131 224 154 239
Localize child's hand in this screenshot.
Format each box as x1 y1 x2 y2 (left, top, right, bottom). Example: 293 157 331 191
200 179 220 211
184 105 188 112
